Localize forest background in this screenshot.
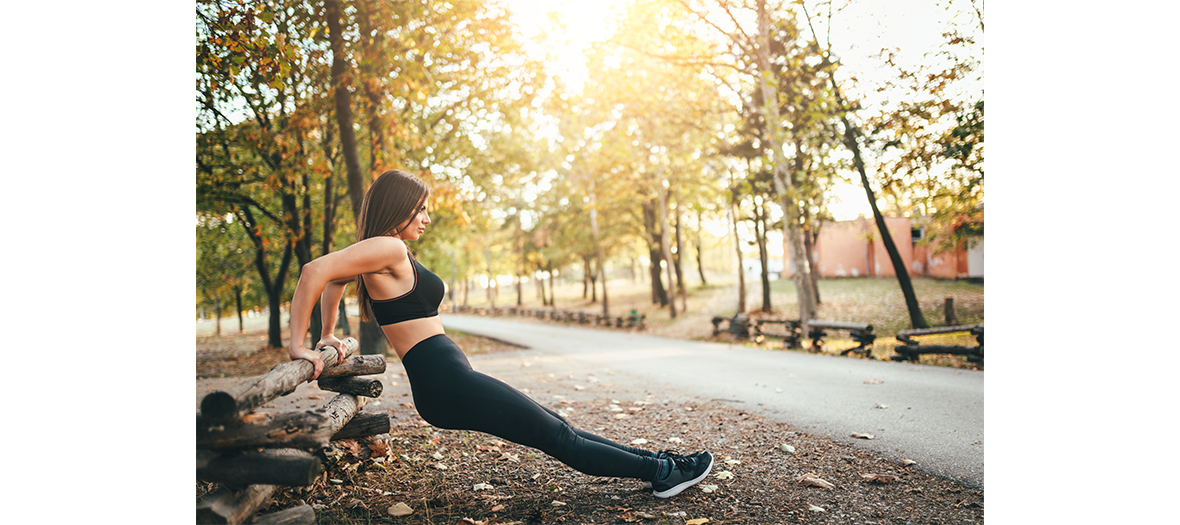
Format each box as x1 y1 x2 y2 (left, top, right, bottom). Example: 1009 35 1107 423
194 0 985 356
3 1 1178 524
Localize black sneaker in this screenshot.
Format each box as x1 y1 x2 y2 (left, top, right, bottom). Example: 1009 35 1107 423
650 451 714 498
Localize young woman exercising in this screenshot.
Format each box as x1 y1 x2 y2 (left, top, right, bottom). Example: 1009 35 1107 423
286 169 713 498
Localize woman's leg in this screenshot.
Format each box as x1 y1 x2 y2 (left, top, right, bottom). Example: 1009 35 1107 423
401 335 662 480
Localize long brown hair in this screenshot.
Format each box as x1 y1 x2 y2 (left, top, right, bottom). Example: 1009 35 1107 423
356 169 430 321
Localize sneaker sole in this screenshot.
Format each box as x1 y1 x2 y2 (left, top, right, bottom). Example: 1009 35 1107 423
651 455 714 499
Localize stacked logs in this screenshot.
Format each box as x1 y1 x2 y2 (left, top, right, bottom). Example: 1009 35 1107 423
196 338 392 524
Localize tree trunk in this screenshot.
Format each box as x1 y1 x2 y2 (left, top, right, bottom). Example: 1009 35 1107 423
730 186 746 315
336 299 350 336
215 296 222 336
673 189 687 312
642 200 668 306
755 0 816 328
842 116 928 328
828 73 929 328
803 225 821 305
327 0 388 355
200 339 358 423
589 194 609 317
695 209 708 286
547 262 556 307
657 182 677 319
235 286 245 333
756 199 772 313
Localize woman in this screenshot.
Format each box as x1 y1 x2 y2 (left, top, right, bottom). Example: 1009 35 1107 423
287 169 713 499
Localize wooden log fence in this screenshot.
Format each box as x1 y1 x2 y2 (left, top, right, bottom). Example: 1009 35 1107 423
892 324 984 363
197 337 393 524
448 305 646 329
806 321 877 358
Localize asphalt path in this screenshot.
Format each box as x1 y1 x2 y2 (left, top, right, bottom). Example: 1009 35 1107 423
440 313 984 490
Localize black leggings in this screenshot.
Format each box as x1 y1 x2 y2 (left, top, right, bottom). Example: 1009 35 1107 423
400 334 661 480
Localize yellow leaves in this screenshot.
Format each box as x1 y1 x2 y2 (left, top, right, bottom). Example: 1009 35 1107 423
686 519 710 525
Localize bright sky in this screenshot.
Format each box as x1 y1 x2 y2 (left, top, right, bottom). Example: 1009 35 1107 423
500 0 984 221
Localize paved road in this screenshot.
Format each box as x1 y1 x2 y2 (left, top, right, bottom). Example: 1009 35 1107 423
440 313 984 490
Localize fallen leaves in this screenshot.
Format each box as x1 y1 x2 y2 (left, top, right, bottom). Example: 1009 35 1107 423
387 502 413 516
808 503 826 512
699 484 719 493
902 459 918 466
796 472 836 490
864 379 884 384
686 518 711 525
630 438 649 445
860 473 901 484
714 471 735 480
779 443 796 454
851 433 875 440
551 500 567 507
472 483 494 491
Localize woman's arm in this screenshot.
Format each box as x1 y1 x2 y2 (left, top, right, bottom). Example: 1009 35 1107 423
313 279 350 357
289 237 406 379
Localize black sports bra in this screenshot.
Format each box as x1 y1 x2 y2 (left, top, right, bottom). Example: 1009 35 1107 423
368 252 445 326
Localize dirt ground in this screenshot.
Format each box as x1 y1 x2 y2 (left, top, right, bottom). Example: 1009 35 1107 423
197 330 983 524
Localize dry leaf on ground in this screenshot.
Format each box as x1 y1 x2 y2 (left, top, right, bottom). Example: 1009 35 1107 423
851 433 875 440
686 518 710 525
796 472 836 489
861 473 901 484
387 502 413 516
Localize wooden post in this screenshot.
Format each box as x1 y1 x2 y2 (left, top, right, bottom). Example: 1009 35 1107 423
252 504 316 524
317 376 383 397
196 484 276 525
945 297 958 325
197 448 324 487
200 338 359 423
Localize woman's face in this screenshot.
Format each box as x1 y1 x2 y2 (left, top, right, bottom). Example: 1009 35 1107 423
395 198 431 241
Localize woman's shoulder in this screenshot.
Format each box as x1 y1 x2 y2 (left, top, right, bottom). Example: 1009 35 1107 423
350 236 407 260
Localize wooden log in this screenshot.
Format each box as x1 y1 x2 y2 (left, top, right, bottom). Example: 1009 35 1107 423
198 411 333 451
197 394 368 450
807 320 873 332
251 505 316 525
319 354 386 378
197 448 323 487
321 392 368 435
196 484 276 525
332 410 392 441
317 376 383 397
201 338 359 424
896 324 982 339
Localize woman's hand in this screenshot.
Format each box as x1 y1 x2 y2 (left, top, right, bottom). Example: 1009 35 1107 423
315 335 347 364
289 346 326 381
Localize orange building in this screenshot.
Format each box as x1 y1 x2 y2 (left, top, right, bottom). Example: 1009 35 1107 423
784 216 983 280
